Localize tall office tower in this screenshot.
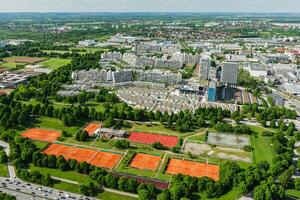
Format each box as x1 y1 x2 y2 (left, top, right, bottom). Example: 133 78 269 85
220 62 239 85
207 80 217 102
199 56 211 80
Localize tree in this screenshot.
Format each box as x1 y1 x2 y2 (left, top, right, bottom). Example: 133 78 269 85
114 140 130 149
138 189 150 200
294 178 300 190
80 181 97 196
0 151 8 163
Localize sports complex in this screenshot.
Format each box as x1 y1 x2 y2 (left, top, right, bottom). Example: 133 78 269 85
21 122 221 188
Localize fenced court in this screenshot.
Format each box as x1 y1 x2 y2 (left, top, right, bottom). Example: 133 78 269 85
130 153 161 171
65 147 98 163
84 123 101 136
21 128 61 142
166 159 219 181
128 132 179 147
43 143 75 157
90 151 122 169
207 132 249 148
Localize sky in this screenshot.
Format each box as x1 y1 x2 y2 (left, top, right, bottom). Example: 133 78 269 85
0 0 300 13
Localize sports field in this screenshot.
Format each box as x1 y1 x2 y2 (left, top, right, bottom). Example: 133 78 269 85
128 132 179 147
166 159 219 181
43 143 75 157
65 147 98 163
21 128 61 142
43 143 122 169
130 153 161 171
84 123 101 136
90 151 122 169
4 56 47 64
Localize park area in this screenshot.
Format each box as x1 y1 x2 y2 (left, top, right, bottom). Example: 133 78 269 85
166 159 220 181
21 128 61 142
130 153 161 171
128 132 179 147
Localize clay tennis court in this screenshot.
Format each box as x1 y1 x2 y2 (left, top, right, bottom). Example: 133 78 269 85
166 159 219 181
43 143 75 157
21 128 61 142
90 151 122 169
65 147 98 163
128 132 179 147
130 153 161 171
84 123 101 136
4 57 47 64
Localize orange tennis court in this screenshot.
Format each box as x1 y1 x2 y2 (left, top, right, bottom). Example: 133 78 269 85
166 159 219 181
90 151 122 169
43 143 75 157
65 147 98 163
130 153 161 171
128 132 179 147
21 128 61 142
84 123 101 136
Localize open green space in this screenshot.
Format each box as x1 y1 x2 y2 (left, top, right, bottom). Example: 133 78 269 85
39 58 72 70
286 189 300 199
0 163 9 177
96 191 138 200
32 141 49 150
249 125 276 165
31 116 80 135
30 165 89 183
0 62 25 69
201 187 242 200
53 181 81 194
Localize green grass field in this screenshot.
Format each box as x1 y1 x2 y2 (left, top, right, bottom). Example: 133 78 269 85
39 58 72 70
0 62 25 69
250 126 276 165
37 169 137 200
286 189 300 199
30 116 80 135
0 163 9 177
30 165 89 183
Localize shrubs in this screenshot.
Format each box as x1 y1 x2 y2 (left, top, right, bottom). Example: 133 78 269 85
114 139 130 149
75 130 89 142
262 131 274 137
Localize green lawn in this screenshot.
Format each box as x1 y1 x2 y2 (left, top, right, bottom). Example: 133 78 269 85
30 165 89 183
286 189 300 199
249 126 276 165
187 133 206 142
49 173 138 200
33 141 49 150
0 62 25 69
53 181 81 194
97 191 138 200
206 187 242 200
39 58 72 70
31 116 80 135
0 163 9 177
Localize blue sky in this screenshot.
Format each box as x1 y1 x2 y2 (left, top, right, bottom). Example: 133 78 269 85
0 0 299 12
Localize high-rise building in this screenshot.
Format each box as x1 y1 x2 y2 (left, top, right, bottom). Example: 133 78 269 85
207 81 217 102
220 62 239 85
199 56 211 80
